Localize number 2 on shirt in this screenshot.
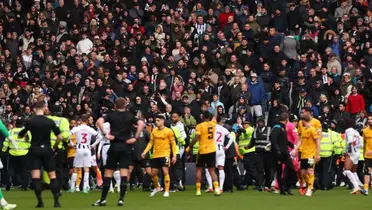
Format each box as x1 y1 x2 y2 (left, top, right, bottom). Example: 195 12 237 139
216 131 222 143
81 133 88 144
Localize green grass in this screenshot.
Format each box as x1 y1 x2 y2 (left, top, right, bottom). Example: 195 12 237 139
4 187 372 210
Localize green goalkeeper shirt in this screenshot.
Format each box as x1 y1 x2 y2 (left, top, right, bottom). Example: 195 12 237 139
0 120 9 138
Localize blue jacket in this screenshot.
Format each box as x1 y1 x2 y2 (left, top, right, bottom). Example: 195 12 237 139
247 79 266 105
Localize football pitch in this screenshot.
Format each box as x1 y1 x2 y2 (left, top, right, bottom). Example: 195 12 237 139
5 187 371 210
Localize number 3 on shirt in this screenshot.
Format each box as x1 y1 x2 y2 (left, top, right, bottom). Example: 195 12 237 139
207 127 213 140
81 133 88 144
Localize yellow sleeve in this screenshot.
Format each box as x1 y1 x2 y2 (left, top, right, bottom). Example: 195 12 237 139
60 118 70 141
195 124 202 136
2 138 9 152
169 130 177 157
144 132 154 154
315 120 322 132
312 127 319 140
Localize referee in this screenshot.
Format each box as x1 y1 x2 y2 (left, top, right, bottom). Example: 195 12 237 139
93 98 145 207
18 101 62 208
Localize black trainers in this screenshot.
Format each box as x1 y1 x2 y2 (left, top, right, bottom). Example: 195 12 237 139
285 189 294 195
92 200 107 207
36 202 44 208
54 201 62 208
117 200 124 206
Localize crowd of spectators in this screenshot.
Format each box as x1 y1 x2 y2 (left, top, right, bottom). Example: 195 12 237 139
0 0 371 133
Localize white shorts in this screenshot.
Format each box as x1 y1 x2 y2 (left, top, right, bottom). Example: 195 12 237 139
349 153 360 165
216 151 225 167
74 148 91 168
102 145 110 166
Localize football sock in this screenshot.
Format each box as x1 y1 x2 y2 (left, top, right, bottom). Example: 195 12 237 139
32 178 43 203
303 174 309 188
205 169 213 189
352 172 363 187
219 170 225 191
343 170 358 189
164 175 170 192
110 181 114 191
364 184 369 191
76 170 82 188
213 181 219 192
114 171 121 187
0 189 8 207
71 173 77 189
152 176 159 189
119 176 128 200
196 182 201 191
110 181 114 190
143 173 151 188
299 174 305 187
307 174 314 190
50 178 60 202
101 177 111 201
83 172 90 190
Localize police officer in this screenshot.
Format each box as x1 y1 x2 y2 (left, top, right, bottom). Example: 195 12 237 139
47 105 70 189
237 120 256 187
330 120 347 186
318 122 336 190
2 118 31 191
246 118 272 191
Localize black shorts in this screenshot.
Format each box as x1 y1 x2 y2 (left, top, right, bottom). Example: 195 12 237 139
151 157 170 168
300 158 315 170
106 148 131 170
131 159 151 168
196 152 216 168
365 158 372 169
29 147 56 172
67 157 74 169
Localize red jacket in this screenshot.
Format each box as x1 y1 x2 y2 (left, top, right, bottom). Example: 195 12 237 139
218 12 233 29
346 93 365 114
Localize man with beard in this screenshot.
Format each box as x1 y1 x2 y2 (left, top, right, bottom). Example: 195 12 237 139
170 112 187 191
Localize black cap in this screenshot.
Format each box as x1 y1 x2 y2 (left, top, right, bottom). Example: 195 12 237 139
256 117 265 123
302 107 313 113
243 120 250 124
290 114 298 122
51 105 62 114
15 117 23 127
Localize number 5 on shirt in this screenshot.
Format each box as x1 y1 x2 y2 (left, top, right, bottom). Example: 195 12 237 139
207 127 213 139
